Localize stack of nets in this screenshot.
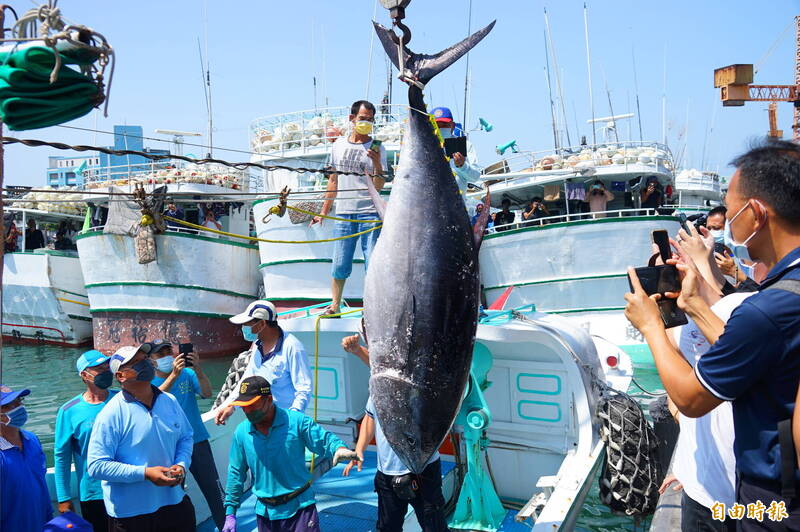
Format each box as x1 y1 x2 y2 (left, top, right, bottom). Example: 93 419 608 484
0 44 102 130
598 388 663 516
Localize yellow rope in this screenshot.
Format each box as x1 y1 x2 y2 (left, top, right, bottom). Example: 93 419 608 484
282 205 381 224
58 297 90 307
163 216 381 244
310 307 362 474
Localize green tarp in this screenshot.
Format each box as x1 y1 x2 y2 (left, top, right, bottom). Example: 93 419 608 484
0 45 101 131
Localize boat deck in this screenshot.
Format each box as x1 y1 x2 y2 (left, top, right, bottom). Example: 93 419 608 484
198 451 532 532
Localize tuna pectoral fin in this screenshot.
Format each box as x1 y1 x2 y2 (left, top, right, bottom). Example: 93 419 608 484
365 172 387 220
373 20 496 85
472 189 491 249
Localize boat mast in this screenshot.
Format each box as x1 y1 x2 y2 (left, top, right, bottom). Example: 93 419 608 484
462 0 474 128
365 0 379 99
583 3 596 147
662 44 667 145
632 47 643 141
544 8 571 148
543 24 559 152
201 0 212 157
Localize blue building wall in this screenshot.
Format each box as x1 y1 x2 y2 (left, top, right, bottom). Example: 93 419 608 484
46 125 170 187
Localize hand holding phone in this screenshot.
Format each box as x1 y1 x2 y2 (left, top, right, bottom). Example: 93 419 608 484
178 343 194 367
627 265 688 329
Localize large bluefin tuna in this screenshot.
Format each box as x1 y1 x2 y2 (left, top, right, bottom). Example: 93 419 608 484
363 20 495 474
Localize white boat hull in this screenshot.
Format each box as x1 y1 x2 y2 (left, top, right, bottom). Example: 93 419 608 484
2 251 92 346
480 215 682 350
76 230 261 357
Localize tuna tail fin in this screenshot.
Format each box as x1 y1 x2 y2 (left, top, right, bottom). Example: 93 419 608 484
373 20 496 85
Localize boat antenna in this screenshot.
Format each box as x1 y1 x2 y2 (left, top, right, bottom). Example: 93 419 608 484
631 47 643 141
662 44 667 146
544 8 571 148
601 67 619 144
462 0 474 129
197 38 213 158
365 0 379 99
543 24 559 152
583 3 596 148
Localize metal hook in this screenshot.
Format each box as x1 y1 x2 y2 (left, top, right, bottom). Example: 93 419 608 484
261 186 290 224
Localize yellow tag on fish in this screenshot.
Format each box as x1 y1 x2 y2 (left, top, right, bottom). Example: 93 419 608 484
428 113 450 162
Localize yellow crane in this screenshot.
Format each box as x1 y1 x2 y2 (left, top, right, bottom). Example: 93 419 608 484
714 15 800 140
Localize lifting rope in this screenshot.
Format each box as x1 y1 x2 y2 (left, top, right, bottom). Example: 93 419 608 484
162 215 382 244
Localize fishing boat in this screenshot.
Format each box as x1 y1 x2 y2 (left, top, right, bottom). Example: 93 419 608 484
75 162 261 357
43 303 631 530
472 139 724 359
2 204 91 346
249 105 403 311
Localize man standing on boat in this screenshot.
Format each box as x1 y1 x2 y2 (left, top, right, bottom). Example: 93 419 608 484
215 300 312 425
150 339 226 531
310 100 387 315
87 344 196 531
221 376 359 532
0 385 52 532
625 140 800 530
54 350 118 532
341 334 449 532
431 106 482 196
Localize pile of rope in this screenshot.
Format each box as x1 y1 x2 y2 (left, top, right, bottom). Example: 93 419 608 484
598 388 663 516
0 1 114 130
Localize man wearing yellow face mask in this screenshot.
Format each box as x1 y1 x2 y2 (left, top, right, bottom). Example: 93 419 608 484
312 100 387 315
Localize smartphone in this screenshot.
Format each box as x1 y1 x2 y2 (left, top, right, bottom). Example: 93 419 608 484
652 230 671 262
713 242 728 255
629 265 681 296
178 343 194 367
677 213 692 234
370 139 382 153
628 265 687 328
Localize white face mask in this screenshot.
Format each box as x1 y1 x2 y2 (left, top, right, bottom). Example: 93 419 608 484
725 200 765 262
155 356 174 373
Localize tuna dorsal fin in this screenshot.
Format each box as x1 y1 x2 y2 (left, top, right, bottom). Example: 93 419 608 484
372 21 496 85
472 189 491 250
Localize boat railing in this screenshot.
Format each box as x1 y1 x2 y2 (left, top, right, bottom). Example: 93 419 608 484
482 141 675 179
250 104 409 156
486 207 664 233
81 161 248 191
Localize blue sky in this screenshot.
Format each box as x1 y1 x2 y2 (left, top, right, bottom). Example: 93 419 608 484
4 0 798 187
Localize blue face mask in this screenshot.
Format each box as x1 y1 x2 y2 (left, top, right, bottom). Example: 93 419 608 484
739 261 756 280
132 359 155 382
155 356 174 373
709 229 724 244
723 219 752 262
2 405 27 428
242 325 259 342
92 370 114 390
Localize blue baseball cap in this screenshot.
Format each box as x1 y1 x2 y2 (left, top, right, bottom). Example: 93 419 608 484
43 511 93 532
76 350 110 373
431 107 453 123
0 385 30 406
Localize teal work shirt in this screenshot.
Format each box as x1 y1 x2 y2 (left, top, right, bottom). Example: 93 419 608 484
224 407 347 520
54 390 119 502
152 369 210 444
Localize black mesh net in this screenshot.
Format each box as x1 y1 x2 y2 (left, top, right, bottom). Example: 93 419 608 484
598 389 663 516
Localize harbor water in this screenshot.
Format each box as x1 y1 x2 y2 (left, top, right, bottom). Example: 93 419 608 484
2 343 663 531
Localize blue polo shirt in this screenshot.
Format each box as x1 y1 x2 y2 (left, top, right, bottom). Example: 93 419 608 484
696 246 800 484
0 430 53 532
86 386 194 518
152 369 209 444
54 390 119 503
224 407 346 521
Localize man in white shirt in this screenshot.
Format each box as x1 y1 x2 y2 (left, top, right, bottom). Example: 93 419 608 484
311 100 387 315
214 300 313 425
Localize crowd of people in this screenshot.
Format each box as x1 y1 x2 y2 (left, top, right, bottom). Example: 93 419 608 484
1 299 363 532
625 139 800 531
